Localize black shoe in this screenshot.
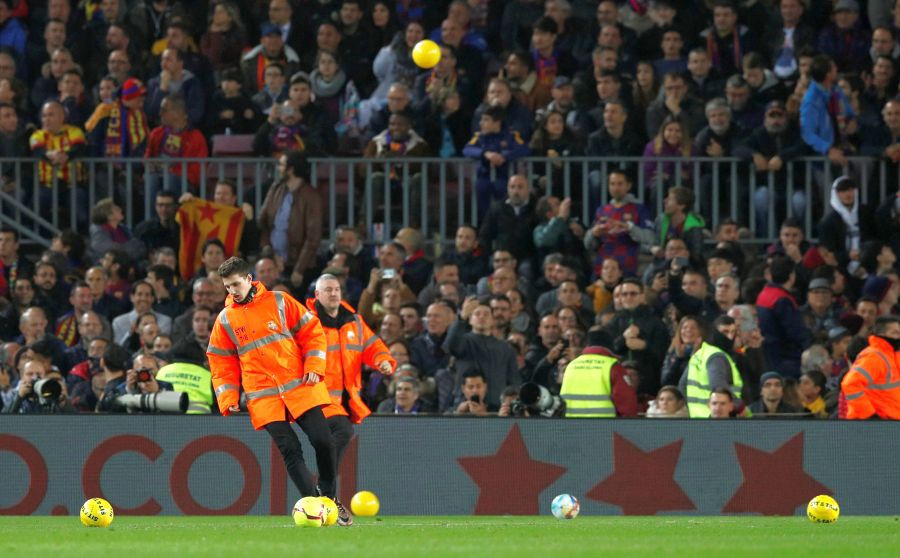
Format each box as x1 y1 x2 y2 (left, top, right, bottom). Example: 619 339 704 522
334 498 353 526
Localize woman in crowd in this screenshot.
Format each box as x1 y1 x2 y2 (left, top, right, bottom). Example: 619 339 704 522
645 385 689 417
310 49 362 152
200 1 248 75
642 115 692 199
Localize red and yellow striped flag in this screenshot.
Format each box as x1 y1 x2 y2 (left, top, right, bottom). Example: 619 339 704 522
176 199 245 280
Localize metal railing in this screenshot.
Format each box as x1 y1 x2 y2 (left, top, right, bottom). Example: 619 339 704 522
1 155 896 248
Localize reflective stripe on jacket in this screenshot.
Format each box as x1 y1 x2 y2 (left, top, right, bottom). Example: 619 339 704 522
306 299 395 424
207 282 329 429
842 336 900 420
685 341 743 418
156 361 214 414
560 353 617 418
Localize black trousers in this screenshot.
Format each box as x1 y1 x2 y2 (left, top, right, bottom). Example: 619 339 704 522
327 414 355 469
264 406 336 498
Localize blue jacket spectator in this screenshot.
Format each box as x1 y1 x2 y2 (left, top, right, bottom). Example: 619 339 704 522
463 106 529 218
800 55 854 162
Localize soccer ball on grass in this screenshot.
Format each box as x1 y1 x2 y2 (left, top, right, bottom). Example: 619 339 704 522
807 495 840 523
292 497 326 527
550 494 580 519
80 497 114 527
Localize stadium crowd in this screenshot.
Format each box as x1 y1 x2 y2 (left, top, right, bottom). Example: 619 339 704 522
1 0 900 419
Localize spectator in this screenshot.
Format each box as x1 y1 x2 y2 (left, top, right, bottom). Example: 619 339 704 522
169 305 212 369
799 368 829 418
409 300 454 377
253 99 313 159
258 152 322 291
646 385 689 417
145 264 182 319
205 68 258 136
145 48 206 127
145 94 208 194
502 50 548 113
417 258 464 308
724 75 764 132
533 195 586 263
585 100 646 187
714 273 741 315
478 174 538 274
54 281 95 348
574 69 626 137
446 297 520 409
641 116 692 195
653 27 686 77
464 107 529 219
88 198 146 264
684 47 725 103
99 248 131 303
369 20 425 106
359 112 430 226
445 224 490 288
701 0 753 78
85 77 150 159
133 190 179 255
84 265 128 322
818 176 876 272
560 345 638 417
734 100 807 234
286 71 335 154
366 82 414 141
604 278 670 398
376 375 423 414
802 277 842 338
800 54 854 167
529 110 583 189
241 22 300 94
32 47 77 114
763 0 815 80
534 76 577 130
413 44 473 118
0 0 28 56
29 100 87 221
584 170 651 277
816 0 870 72
756 255 813 377
634 186 706 264
0 228 33 294
749 371 801 416
251 61 288 117
0 100 30 190
693 97 742 161
310 48 362 153
632 61 659 127
111 281 173 345
470 77 533 141
439 16 485 96
587 257 622 314
742 52 787 108
451 369 491 415
54 68 90 128
708 387 736 418
170 277 220 341
421 89 469 158
199 1 247 74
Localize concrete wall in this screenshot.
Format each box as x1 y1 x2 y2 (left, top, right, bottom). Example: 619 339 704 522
1 417 896 516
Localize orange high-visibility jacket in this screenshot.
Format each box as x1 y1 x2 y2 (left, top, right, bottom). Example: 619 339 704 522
306 298 395 424
207 282 330 429
842 335 900 420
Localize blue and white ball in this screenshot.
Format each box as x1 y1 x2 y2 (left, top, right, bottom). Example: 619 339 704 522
550 494 580 519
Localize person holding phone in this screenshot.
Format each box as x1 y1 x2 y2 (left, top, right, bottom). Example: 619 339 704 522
453 369 490 416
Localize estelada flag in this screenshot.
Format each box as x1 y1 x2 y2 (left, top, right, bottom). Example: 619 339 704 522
176 198 245 280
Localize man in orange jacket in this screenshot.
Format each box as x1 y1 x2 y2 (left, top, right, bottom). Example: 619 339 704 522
207 257 352 525
841 315 900 420
308 273 396 469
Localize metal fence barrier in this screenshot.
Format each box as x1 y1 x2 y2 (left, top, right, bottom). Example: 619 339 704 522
0 155 896 249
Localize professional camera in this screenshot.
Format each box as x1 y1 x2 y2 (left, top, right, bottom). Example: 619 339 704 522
33 378 61 406
115 391 188 413
510 382 564 418
135 368 154 383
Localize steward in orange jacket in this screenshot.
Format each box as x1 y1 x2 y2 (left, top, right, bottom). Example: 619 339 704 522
207 258 351 525
841 316 900 420
309 273 395 467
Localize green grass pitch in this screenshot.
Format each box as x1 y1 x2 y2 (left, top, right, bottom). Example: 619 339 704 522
2 516 899 557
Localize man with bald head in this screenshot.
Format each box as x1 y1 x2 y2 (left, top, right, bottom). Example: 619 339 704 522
478 175 538 276
62 310 108 373
29 99 87 221
255 257 280 288
171 278 222 341
16 307 68 370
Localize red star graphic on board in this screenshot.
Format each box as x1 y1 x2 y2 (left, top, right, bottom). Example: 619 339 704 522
457 424 566 515
722 432 831 515
198 202 219 223
586 433 694 515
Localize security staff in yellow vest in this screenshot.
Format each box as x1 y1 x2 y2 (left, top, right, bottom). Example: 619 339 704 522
678 318 743 418
157 350 215 414
560 346 638 417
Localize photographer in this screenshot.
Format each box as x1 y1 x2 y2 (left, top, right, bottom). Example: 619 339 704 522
560 345 638 417
120 354 173 400
3 359 73 414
